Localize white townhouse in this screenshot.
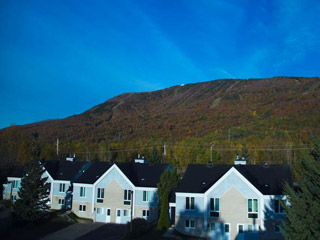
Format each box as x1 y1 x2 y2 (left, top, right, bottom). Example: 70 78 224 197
170 161 292 240
3 160 90 210
72 161 169 224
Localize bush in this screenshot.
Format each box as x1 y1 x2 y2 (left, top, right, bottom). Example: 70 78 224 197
0 200 13 211
128 218 151 238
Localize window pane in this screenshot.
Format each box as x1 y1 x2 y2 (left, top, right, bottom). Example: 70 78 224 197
185 220 189 228
280 200 285 213
147 191 151 201
225 224 229 233
128 191 131 200
107 209 110 216
191 220 195 228
239 225 243 233
248 199 252 212
215 198 219 211
143 191 146 201
124 190 127 200
117 210 121 216
248 225 253 232
186 197 190 209
210 198 214 211
253 199 258 212
191 197 195 209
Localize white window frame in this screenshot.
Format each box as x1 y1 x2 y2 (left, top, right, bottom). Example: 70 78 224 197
124 189 132 205
12 180 19 189
79 204 86 212
143 191 151 202
185 219 195 229
58 198 65 205
97 188 104 203
59 183 65 193
224 223 230 233
185 197 195 210
209 198 220 217
142 210 150 217
274 199 285 214
80 187 86 198
238 224 244 234
248 199 258 218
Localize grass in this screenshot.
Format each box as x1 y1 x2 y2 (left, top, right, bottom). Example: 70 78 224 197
4 211 73 240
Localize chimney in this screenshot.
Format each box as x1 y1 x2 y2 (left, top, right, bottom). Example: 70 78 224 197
234 155 246 165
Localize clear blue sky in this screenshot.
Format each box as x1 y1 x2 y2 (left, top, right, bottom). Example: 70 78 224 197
1 0 319 129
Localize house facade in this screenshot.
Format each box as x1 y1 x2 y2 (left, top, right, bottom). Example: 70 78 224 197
72 162 169 224
2 160 90 210
171 163 292 240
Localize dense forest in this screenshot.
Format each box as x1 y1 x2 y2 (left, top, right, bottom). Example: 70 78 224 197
0 77 319 178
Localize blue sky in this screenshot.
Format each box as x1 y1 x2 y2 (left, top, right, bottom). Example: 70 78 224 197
1 0 319 129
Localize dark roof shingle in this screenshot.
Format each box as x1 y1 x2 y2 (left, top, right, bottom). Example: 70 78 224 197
176 164 292 195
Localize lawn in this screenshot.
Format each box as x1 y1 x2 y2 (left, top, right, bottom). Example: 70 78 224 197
4 211 73 240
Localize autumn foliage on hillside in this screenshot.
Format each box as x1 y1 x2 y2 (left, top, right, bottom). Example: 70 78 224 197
0 77 319 173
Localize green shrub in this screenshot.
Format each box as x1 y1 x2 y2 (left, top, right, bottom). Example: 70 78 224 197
129 218 151 238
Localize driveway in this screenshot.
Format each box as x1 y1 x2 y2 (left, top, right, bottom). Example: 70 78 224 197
41 222 127 240
76 223 127 240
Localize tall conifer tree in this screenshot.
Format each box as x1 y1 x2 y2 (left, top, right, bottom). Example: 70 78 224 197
282 137 320 239
14 146 50 221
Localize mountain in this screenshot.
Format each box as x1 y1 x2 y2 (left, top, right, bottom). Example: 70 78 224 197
1 77 320 144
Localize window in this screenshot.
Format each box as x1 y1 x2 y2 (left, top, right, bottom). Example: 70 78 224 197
80 187 86 197
58 198 65 205
107 209 111 216
210 198 220 217
186 197 195 210
97 207 102 214
185 219 195 229
117 209 121 217
210 222 218 231
248 224 253 232
79 204 86 212
224 224 230 233
238 224 244 233
274 199 285 213
143 191 151 202
124 190 132 205
97 188 104 203
123 210 128 216
248 199 258 218
59 183 65 192
142 210 150 217
12 180 18 189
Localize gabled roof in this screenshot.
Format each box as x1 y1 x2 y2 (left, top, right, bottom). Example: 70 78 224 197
8 160 88 181
176 164 293 195
75 162 169 187
44 160 89 181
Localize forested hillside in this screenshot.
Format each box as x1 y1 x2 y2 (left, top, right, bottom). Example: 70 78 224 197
0 77 319 170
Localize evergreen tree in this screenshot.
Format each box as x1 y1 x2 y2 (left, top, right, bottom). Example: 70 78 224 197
157 191 170 230
14 146 50 222
149 147 161 163
282 137 320 240
157 168 180 230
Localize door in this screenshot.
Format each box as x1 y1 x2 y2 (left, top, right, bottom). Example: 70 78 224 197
224 223 231 240
95 207 105 222
170 207 175 224
116 209 121 223
106 208 111 223
237 224 244 240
